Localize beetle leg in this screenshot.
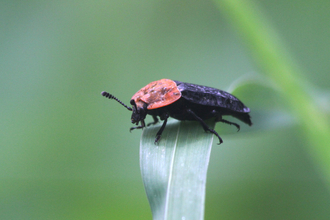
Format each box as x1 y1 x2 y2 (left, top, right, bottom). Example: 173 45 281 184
187 109 223 145
147 115 159 127
154 114 169 144
215 117 240 131
130 119 146 132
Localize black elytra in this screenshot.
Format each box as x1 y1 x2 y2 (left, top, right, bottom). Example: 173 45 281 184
101 79 252 144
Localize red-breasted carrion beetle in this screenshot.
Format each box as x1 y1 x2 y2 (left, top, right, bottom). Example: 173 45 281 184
101 79 252 144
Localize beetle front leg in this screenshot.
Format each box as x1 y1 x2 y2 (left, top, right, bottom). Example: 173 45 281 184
130 119 146 132
187 109 223 144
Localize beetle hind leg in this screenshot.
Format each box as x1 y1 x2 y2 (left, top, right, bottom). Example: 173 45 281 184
187 109 223 145
215 117 240 131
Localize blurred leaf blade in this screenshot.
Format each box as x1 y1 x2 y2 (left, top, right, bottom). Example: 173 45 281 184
227 74 296 132
140 119 214 220
213 0 330 183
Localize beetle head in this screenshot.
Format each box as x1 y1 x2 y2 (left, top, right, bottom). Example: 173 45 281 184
130 99 147 125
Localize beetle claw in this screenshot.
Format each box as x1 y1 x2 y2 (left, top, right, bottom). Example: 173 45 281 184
209 129 223 145
154 135 161 144
217 139 224 145
130 126 144 132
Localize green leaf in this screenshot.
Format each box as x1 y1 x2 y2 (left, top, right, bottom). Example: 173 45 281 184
140 119 215 220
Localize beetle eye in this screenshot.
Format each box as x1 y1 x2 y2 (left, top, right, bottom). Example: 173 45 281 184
130 99 140 114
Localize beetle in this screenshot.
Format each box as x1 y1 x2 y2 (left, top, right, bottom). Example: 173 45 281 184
101 79 252 144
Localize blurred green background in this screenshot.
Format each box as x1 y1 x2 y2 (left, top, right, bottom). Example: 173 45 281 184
1 0 330 219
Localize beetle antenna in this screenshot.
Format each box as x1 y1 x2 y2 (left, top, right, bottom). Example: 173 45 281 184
101 91 132 111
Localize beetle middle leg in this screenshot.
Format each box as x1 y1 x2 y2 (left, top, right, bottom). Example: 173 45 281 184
215 117 240 131
154 113 169 144
147 115 159 127
187 109 223 144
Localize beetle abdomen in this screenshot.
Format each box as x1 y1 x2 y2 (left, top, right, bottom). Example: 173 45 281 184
174 80 250 113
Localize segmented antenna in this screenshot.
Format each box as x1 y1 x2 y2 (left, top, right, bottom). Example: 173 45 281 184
101 91 132 111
